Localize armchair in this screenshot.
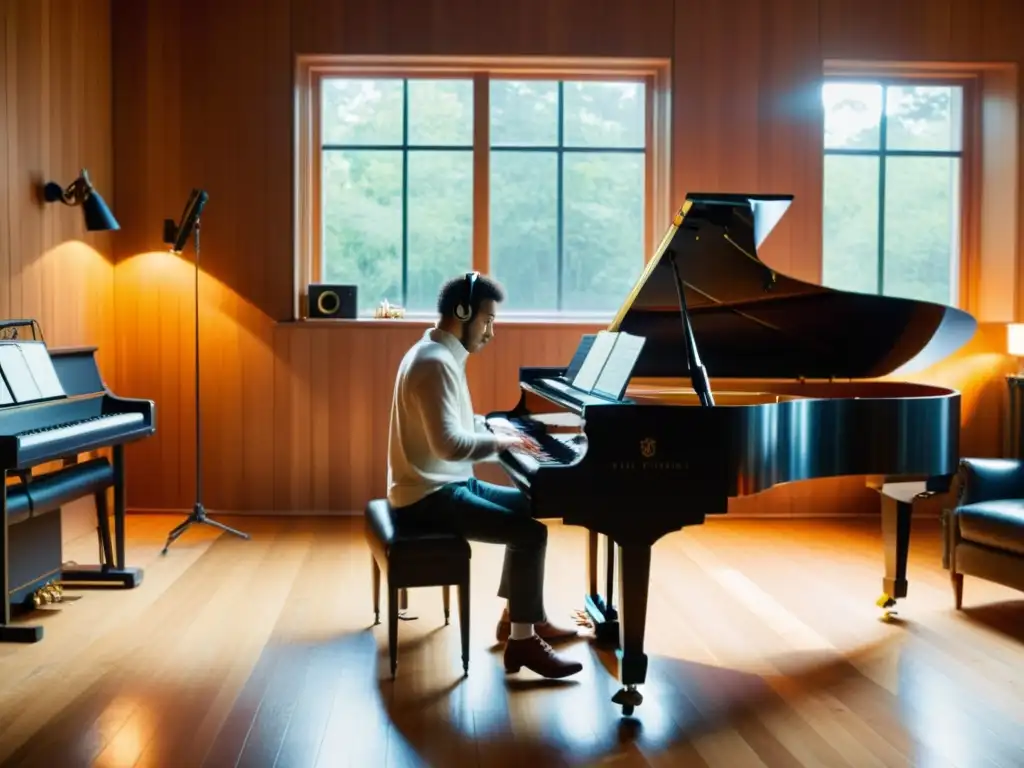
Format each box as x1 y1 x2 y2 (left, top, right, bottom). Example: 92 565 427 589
944 458 1024 608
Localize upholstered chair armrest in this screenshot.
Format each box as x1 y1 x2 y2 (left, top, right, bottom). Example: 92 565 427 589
957 458 1024 506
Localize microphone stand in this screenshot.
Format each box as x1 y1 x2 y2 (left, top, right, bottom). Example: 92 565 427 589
162 216 250 553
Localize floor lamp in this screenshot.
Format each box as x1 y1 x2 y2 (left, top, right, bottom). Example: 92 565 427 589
161 189 250 554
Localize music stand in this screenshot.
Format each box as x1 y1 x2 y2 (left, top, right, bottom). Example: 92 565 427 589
161 189 250 553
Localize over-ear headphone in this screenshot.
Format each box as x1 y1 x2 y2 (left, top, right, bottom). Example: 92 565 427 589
454 271 478 321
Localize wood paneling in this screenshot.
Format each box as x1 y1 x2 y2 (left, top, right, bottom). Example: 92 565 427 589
1 0 116 538
110 0 1024 515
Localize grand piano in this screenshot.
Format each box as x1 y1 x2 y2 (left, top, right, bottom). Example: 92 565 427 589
1 323 155 643
485 192 977 715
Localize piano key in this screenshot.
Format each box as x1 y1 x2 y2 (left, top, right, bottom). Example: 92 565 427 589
19 412 144 449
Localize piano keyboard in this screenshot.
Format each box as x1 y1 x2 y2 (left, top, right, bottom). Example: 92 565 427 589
18 413 145 449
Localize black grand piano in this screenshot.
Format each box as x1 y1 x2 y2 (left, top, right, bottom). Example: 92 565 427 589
1 322 155 643
485 192 977 715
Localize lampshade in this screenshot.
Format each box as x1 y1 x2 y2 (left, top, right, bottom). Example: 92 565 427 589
81 188 119 231
42 168 120 231
1007 324 1024 356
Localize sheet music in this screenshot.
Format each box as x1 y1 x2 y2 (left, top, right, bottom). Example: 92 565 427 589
19 342 66 399
0 342 66 403
0 344 41 402
593 332 646 401
570 331 618 392
564 334 595 381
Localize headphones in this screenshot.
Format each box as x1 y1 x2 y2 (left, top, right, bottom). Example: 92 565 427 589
454 271 479 321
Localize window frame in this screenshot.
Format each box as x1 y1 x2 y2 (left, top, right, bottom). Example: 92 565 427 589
294 55 673 321
821 65 979 310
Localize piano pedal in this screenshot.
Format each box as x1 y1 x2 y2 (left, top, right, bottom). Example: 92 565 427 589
29 580 64 609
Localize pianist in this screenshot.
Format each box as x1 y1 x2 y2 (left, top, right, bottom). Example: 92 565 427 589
386 272 583 680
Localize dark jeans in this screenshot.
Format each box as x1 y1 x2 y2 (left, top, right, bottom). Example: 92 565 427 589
395 478 547 623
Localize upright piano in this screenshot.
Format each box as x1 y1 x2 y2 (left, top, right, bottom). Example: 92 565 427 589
485 193 977 715
1 327 156 643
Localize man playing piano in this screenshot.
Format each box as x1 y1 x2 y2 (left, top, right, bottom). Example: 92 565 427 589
386 272 583 679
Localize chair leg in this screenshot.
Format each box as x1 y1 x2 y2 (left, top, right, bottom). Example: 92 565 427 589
442 585 451 625
458 579 470 675
952 571 964 609
371 558 381 625
388 584 399 678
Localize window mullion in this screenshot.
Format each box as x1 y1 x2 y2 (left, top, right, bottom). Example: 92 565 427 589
877 86 888 296
473 74 490 275
556 81 565 311
402 80 409 309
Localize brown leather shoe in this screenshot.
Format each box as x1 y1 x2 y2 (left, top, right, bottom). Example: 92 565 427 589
495 607 580 643
503 635 583 679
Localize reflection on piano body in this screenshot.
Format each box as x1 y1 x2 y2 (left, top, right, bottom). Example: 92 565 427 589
486 192 977 715
1 339 156 643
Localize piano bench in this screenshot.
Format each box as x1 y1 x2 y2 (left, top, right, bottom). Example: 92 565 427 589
363 498 470 679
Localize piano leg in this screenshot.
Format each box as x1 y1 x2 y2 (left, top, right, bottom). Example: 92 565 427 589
61 446 143 590
1 475 44 643
878 489 913 615
583 530 620 645
612 543 651 716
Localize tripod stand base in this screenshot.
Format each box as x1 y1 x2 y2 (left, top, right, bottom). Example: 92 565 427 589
161 503 250 554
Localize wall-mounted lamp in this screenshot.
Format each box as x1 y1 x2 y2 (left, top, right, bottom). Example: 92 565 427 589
42 168 119 231
1008 324 1024 374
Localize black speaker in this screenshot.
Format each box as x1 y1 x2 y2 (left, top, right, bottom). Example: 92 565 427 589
308 284 357 319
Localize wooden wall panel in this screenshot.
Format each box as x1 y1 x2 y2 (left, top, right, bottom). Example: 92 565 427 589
1 0 116 540
110 0 1024 516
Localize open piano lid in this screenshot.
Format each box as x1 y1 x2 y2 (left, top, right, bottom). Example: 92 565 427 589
608 192 978 381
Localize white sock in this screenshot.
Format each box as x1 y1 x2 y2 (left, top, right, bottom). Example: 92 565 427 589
510 622 534 640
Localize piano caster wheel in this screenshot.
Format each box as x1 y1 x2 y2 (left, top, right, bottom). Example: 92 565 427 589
876 593 899 621
612 685 643 717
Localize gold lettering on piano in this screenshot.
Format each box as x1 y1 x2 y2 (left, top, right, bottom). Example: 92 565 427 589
610 460 686 471
640 437 656 458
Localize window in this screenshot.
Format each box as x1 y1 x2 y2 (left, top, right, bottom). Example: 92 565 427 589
821 78 966 306
296 58 671 319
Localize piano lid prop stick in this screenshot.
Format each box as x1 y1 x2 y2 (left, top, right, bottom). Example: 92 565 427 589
667 250 715 407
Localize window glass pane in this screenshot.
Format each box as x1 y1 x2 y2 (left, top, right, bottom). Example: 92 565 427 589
823 82 882 150
562 153 645 311
490 80 558 147
321 150 402 313
321 78 403 146
489 151 558 311
882 156 960 304
885 85 962 152
408 79 474 146
822 154 879 294
406 150 474 312
562 81 645 149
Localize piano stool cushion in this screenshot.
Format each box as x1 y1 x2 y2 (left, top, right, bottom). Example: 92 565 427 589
364 498 470 587
956 500 1024 557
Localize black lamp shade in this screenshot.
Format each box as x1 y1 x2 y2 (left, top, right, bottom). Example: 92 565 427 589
42 169 119 232
82 190 120 231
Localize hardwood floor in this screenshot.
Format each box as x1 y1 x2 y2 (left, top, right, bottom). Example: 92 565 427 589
1 514 1023 767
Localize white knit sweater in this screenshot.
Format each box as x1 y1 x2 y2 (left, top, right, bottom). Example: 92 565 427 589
386 327 499 508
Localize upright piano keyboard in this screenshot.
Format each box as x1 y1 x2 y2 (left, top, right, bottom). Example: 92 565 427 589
1 335 155 642
485 192 977 715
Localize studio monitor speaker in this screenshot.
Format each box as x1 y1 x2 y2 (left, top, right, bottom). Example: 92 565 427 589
308 284 357 319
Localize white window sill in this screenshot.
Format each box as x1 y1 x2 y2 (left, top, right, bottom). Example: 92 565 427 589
278 313 613 328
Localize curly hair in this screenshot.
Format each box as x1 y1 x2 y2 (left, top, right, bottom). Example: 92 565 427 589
436 273 505 319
